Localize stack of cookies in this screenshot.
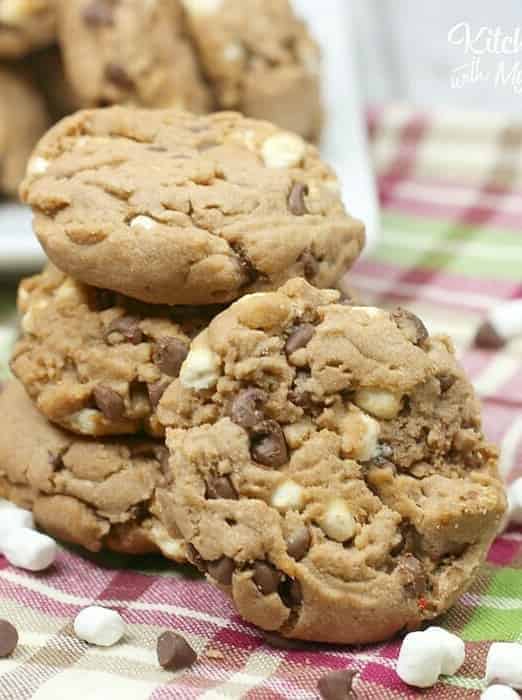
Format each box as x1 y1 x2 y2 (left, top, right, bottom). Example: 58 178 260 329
0 0 322 197
1 106 506 646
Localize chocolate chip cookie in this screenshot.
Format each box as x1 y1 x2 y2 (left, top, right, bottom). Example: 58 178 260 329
180 0 322 141
0 66 49 196
0 380 186 559
11 264 219 437
0 0 56 58
57 0 211 112
157 279 506 644
21 108 364 305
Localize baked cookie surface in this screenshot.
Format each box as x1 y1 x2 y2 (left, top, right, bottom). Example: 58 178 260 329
11 265 218 437
21 108 364 305
157 279 506 644
0 66 49 196
180 0 322 140
57 0 211 112
0 380 186 559
0 0 56 58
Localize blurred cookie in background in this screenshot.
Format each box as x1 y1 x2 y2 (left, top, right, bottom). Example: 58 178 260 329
24 46 81 120
0 0 56 59
0 65 50 196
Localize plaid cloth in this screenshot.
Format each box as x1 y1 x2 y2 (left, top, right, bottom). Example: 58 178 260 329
1 104 522 698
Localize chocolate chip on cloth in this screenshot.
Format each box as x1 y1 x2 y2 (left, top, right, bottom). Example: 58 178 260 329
157 631 197 671
20 107 364 305
0 380 187 560
0 0 56 59
0 620 18 658
157 278 506 644
57 0 211 111
9 264 213 437
0 66 50 196
180 0 322 141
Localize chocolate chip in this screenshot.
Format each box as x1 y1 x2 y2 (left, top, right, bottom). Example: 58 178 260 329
89 287 115 311
438 374 456 393
397 554 426 596
187 544 206 573
234 246 259 287
82 0 114 27
300 250 319 280
0 620 18 658
147 380 170 409
285 324 315 356
230 388 267 430
152 338 189 377
105 63 135 90
207 557 235 585
318 669 358 700
157 631 197 671
251 420 289 467
391 308 429 346
93 385 125 421
105 316 143 345
286 527 311 561
475 321 506 350
253 562 282 595
288 183 309 215
279 578 302 608
48 450 65 470
206 475 238 500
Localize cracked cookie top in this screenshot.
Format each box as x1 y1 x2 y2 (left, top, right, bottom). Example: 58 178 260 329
57 0 212 112
20 107 364 305
11 264 220 437
157 279 506 644
0 380 187 560
0 0 56 58
180 0 322 140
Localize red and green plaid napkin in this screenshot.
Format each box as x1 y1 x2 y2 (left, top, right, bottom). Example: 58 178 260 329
0 104 521 698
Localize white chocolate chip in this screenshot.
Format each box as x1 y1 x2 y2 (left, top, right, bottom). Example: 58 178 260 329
319 499 356 542
350 306 383 318
27 156 49 176
354 388 403 420
69 409 100 435
180 0 223 16
223 41 244 62
481 686 520 700
3 528 57 572
397 628 465 688
74 607 125 647
340 408 380 462
485 643 522 689
283 421 313 450
130 215 157 230
54 279 84 303
17 286 29 308
271 480 304 512
21 300 48 334
424 627 465 675
0 500 34 549
261 132 306 169
179 336 220 391
148 520 186 562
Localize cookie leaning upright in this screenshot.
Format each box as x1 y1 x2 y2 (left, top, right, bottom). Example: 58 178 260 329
157 279 506 644
20 107 364 305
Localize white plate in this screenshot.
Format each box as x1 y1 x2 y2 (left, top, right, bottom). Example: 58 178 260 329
0 2 379 275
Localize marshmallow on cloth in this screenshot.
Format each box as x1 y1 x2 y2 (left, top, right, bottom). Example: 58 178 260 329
485 643 522 690
397 626 465 688
481 686 520 699
74 607 125 647
504 479 522 529
2 527 56 571
0 499 34 548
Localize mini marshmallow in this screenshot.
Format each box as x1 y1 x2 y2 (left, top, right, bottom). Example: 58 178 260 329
27 156 49 176
424 627 465 675
481 686 520 700
74 607 125 647
485 642 522 689
271 480 303 512
481 299 522 346
0 500 34 549
261 133 306 169
505 478 522 527
3 528 56 572
179 342 220 391
397 627 465 688
148 520 186 563
354 388 403 420
319 499 356 542
130 215 156 230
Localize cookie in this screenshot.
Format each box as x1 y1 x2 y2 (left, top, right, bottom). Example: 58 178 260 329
0 66 49 196
11 264 220 437
24 46 81 120
180 0 322 141
0 380 187 559
0 0 56 58
21 107 364 305
156 279 506 644
57 0 211 112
